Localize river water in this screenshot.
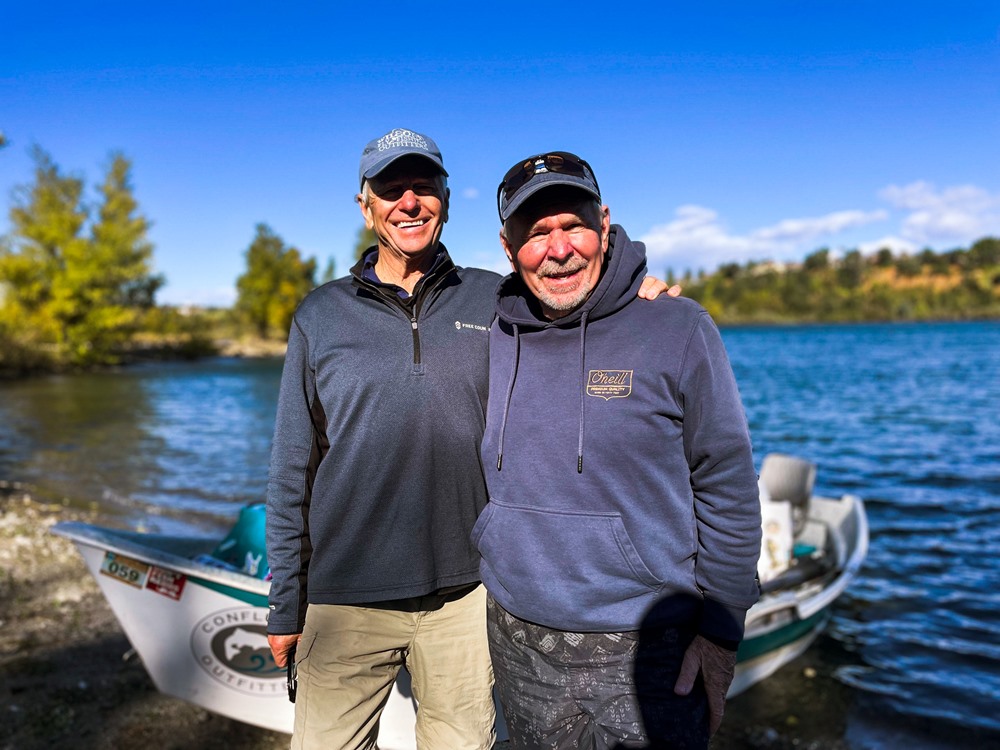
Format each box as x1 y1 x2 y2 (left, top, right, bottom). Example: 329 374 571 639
1 321 998 746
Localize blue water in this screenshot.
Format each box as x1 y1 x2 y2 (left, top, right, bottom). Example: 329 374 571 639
1 321 998 742
723 321 1000 739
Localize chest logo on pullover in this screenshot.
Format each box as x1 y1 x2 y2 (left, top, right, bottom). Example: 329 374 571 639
454 320 488 332
587 370 633 400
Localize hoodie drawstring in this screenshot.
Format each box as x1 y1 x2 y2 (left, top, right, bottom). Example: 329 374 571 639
496 316 589 474
496 323 520 471
577 312 589 473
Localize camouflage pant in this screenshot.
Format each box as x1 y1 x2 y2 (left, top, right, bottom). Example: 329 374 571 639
487 595 708 750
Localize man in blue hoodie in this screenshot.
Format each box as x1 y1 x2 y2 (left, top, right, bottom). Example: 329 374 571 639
473 151 762 748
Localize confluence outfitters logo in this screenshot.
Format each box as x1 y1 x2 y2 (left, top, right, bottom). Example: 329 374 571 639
191 607 284 695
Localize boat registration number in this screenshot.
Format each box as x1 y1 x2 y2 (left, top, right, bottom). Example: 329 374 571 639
100 552 150 589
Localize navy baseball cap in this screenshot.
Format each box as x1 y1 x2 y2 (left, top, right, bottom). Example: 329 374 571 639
359 128 447 189
497 151 601 221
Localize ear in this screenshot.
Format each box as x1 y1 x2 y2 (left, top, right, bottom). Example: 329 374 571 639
599 205 611 254
441 187 451 224
357 194 374 230
500 230 519 273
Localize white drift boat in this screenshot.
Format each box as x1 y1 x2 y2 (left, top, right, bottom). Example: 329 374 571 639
730 453 869 696
52 453 866 744
51 509 430 748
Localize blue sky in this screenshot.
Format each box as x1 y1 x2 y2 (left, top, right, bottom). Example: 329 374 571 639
3 3 999 306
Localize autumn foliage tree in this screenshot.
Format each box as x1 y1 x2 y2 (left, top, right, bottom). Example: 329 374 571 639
235 223 317 339
0 147 162 367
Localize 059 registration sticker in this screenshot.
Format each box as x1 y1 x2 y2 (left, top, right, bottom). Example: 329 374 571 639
100 552 150 588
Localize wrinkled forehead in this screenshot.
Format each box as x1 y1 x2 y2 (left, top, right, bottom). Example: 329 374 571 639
509 186 602 228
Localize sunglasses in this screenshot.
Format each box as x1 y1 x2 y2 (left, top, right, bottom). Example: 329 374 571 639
496 152 600 217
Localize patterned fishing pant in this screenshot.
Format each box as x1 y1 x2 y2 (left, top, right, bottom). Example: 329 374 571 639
488 595 709 750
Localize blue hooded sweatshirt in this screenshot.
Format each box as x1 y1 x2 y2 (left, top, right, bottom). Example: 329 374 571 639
473 225 761 645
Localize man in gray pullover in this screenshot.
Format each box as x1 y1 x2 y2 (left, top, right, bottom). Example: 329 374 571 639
265 128 500 749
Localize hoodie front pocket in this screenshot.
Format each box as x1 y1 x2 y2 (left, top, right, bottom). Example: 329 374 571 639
474 499 664 629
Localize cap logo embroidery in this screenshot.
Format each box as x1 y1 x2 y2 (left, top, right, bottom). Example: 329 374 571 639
587 370 633 400
377 128 429 152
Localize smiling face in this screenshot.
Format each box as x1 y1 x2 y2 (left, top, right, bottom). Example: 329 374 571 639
501 188 611 319
358 156 449 266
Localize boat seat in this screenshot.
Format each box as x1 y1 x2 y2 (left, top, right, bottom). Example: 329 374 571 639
205 504 270 579
760 453 816 537
758 550 833 594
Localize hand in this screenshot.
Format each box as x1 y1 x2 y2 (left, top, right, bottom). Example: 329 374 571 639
673 634 737 736
638 276 683 300
268 633 301 668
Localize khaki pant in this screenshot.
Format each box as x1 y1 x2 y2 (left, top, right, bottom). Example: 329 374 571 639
291 584 495 750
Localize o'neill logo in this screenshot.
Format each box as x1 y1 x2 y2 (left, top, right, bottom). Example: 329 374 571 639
587 369 633 400
191 607 284 695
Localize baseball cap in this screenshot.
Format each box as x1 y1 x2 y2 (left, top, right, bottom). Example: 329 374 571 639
497 151 601 222
359 128 447 188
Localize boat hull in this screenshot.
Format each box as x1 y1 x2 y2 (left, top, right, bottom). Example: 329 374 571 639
55 523 420 747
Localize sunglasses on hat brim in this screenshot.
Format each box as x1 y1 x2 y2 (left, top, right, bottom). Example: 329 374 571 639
496 152 600 217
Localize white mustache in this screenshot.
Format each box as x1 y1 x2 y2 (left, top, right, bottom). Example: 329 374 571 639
537 257 588 278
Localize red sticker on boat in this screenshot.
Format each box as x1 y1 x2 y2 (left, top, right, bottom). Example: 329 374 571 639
146 565 187 600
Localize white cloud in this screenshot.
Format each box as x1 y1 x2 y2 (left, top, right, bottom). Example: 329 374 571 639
640 205 886 271
752 210 888 243
639 181 1000 273
879 181 1000 245
462 187 480 200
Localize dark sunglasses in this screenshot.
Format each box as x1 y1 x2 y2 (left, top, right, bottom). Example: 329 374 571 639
496 152 600 216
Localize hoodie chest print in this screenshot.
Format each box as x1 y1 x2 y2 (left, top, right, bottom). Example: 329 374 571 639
586 369 633 400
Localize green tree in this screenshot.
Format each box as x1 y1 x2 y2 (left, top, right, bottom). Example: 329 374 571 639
969 237 1000 268
874 247 894 267
235 224 317 339
68 153 164 362
0 148 162 366
0 147 87 353
354 224 376 260
320 257 337 284
803 248 830 271
837 250 865 289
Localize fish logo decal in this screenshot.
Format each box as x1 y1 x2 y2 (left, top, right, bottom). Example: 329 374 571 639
223 626 271 661
191 607 284 695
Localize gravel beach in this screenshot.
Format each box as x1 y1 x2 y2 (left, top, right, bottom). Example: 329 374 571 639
1 489 861 750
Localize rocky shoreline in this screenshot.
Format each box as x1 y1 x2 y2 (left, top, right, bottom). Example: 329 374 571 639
2 488 860 750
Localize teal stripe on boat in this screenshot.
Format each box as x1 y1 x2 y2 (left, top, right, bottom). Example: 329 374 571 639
737 610 829 663
191 577 270 607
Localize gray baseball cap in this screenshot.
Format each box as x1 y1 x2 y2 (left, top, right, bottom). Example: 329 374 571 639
358 128 447 189
497 151 601 222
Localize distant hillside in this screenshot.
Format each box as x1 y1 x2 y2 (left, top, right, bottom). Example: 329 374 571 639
677 236 1000 323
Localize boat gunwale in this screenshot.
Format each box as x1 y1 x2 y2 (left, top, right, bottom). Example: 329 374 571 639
745 493 868 631
50 520 270 596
